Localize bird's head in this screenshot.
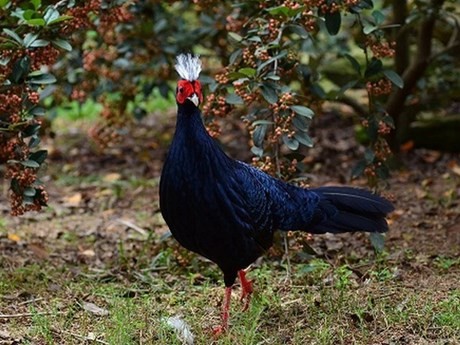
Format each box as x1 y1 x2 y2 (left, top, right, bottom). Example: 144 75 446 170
175 54 203 108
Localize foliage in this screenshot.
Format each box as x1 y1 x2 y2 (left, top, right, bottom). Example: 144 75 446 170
1 0 459 214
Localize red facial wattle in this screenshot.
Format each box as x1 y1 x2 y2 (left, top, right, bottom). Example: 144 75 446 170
176 80 203 105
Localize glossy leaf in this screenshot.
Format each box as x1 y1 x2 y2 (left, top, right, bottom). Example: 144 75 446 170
23 187 37 197
290 105 314 118
251 146 264 157
282 135 299 150
383 70 404 89
325 11 341 35
52 38 72 51
260 84 278 104
364 58 383 77
29 150 47 164
225 93 244 105
28 73 57 84
253 124 267 148
21 159 40 168
351 159 367 178
344 54 361 75
3 28 22 44
294 131 313 147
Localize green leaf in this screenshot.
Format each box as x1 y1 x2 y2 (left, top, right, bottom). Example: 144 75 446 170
29 107 45 116
11 179 21 194
0 0 11 7
11 56 30 83
292 115 309 132
251 146 264 157
370 232 385 252
238 68 256 77
285 24 309 38
229 49 242 64
29 150 47 164
290 105 314 118
351 159 367 178
29 135 40 148
253 124 267 147
267 5 305 17
43 7 59 24
325 11 341 35
21 159 40 168
26 18 46 26
31 0 41 10
294 131 313 147
383 70 404 89
252 120 274 126
28 73 56 84
47 15 73 25
23 187 37 197
225 93 244 105
364 58 383 77
282 135 299 150
257 50 287 72
372 10 385 25
23 33 38 47
364 147 375 163
29 39 49 48
52 38 72 51
228 32 243 43
3 28 22 44
344 54 361 75
227 72 248 80
363 23 378 34
260 85 278 104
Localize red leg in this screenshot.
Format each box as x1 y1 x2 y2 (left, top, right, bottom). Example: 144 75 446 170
213 286 232 336
238 270 253 311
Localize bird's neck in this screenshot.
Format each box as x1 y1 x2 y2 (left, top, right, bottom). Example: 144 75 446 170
175 104 211 144
171 104 231 169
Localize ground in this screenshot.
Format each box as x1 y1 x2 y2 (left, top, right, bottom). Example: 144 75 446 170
0 111 459 345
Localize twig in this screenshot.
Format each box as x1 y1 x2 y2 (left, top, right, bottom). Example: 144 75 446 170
0 311 65 318
16 297 44 306
116 219 149 237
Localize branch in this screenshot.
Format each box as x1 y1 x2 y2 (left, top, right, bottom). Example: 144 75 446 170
393 0 409 74
385 0 446 149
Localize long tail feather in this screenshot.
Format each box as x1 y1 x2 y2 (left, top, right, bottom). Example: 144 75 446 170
309 186 394 234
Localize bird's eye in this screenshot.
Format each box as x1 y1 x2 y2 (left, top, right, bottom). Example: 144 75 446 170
178 87 184 93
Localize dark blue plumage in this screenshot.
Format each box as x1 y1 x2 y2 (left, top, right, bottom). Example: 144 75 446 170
160 55 394 331
159 100 394 287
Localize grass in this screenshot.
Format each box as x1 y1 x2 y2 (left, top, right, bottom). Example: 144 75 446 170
1 246 459 345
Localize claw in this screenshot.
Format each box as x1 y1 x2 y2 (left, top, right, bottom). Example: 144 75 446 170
238 270 253 311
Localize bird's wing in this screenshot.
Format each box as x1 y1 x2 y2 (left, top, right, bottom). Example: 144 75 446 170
232 162 321 242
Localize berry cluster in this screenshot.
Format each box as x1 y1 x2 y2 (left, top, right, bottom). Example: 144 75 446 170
367 38 395 59
366 78 392 96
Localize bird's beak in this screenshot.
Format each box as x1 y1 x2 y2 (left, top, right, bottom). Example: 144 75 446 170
187 93 200 107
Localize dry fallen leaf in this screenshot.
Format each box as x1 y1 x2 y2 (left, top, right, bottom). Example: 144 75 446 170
62 193 83 207
103 172 121 182
81 301 109 316
8 233 21 242
28 243 49 259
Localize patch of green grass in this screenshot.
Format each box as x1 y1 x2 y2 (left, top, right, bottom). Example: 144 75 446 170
434 290 460 329
433 256 460 270
1 240 460 344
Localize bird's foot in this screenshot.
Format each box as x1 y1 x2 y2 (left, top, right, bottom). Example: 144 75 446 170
238 270 253 312
212 324 226 337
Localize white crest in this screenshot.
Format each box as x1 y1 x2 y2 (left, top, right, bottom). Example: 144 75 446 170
175 54 202 81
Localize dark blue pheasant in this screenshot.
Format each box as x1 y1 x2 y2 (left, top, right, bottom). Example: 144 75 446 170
159 54 394 332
